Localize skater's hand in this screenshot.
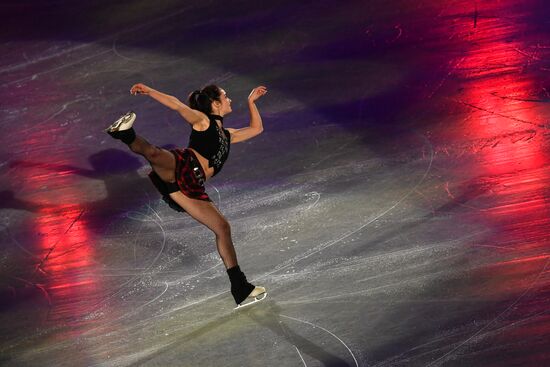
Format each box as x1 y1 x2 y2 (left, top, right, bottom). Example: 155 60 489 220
248 86 267 103
130 83 152 95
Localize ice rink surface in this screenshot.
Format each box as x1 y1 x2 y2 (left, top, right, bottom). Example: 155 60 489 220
1 1 549 366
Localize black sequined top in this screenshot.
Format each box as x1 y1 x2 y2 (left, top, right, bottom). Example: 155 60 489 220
188 114 231 176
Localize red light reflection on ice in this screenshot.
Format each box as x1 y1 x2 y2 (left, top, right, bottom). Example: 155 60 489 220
34 204 102 321
452 3 550 297
12 147 104 323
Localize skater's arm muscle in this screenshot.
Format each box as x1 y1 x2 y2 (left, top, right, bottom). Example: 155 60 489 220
225 125 263 144
130 83 206 126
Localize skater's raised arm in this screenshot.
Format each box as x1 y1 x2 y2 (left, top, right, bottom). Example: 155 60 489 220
226 86 267 144
130 83 206 126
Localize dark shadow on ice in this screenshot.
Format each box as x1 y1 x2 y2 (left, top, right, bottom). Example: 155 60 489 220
7 149 151 219
245 301 353 367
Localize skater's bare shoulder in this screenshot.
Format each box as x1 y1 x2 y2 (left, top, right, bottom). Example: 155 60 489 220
176 104 209 128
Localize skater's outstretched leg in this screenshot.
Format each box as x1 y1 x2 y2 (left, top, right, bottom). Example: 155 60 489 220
127 136 176 183
106 112 176 182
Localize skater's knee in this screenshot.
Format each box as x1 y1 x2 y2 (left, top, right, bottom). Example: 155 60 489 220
214 218 231 238
219 219 231 236
144 145 162 161
140 146 169 165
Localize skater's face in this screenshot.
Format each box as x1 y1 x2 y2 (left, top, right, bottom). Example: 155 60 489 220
213 88 232 116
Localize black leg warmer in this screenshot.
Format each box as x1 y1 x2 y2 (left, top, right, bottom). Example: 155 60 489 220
227 265 255 305
148 171 186 213
108 127 136 145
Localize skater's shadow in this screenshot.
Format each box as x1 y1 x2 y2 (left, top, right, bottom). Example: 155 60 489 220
135 300 352 366
6 149 151 218
0 189 48 212
3 147 203 264
9 148 142 176
244 301 353 366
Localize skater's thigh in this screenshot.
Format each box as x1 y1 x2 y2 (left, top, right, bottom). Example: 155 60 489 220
168 192 228 233
150 147 176 182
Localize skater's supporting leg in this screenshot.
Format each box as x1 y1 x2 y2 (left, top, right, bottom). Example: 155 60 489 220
168 192 265 305
168 191 237 268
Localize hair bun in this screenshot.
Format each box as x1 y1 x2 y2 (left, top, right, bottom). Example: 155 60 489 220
187 84 221 115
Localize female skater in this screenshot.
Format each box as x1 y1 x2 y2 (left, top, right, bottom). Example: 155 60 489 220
105 82 268 308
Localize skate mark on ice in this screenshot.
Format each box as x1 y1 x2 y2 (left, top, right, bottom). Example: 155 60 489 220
369 307 550 367
207 182 222 210
16 97 94 136
0 50 113 88
304 191 320 211
206 72 235 85
83 281 170 334
272 233 481 285
295 346 308 367
132 281 169 314
426 256 550 367
0 2 200 88
281 263 460 305
165 261 223 286
277 233 485 306
456 99 550 129
111 38 187 66
87 206 168 311
10 275 52 306
512 46 541 61
0 42 96 74
254 132 434 282
77 208 172 335
153 288 231 320
280 314 359 367
272 308 310 367
309 138 358 169
5 225 41 259
428 57 465 99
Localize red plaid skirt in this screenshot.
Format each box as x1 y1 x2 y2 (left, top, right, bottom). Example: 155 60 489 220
149 148 210 212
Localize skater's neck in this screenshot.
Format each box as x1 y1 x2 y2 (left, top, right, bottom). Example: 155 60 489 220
209 114 224 122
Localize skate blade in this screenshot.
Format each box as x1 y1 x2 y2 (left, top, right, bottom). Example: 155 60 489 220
234 292 267 310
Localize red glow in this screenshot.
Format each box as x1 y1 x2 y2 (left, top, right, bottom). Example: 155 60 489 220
447 2 550 300
36 203 102 321
11 144 104 322
455 4 549 226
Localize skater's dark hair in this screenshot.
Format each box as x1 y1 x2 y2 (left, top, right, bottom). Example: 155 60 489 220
188 85 221 115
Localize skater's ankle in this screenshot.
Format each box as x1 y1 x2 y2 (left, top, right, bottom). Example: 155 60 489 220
108 128 136 145
226 265 255 304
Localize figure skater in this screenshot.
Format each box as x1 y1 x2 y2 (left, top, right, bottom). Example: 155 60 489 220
105 82 268 309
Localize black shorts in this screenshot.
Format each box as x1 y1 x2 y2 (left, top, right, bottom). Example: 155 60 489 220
149 148 210 212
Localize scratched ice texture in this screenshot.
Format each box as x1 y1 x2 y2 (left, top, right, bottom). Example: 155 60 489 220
0 0 549 366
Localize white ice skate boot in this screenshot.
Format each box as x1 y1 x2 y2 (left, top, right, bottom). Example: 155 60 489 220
105 111 136 133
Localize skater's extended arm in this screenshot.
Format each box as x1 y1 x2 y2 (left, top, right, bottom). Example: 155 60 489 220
226 86 267 144
130 83 206 126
